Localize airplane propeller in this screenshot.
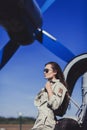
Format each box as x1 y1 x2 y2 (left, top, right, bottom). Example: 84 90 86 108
0 0 75 69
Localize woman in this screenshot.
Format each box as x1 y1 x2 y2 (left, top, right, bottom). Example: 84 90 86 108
31 62 67 130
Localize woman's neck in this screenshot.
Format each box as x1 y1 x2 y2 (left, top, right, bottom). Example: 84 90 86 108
48 77 56 82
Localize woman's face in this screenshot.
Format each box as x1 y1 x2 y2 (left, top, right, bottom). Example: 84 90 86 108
44 64 57 80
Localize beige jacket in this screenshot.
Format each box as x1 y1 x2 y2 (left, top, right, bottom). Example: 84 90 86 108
32 79 67 130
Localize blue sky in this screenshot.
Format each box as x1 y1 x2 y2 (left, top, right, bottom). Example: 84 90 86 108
0 0 87 118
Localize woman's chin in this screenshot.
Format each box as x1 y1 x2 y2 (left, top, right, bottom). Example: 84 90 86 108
44 75 47 79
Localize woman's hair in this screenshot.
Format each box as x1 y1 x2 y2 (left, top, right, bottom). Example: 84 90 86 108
45 61 67 88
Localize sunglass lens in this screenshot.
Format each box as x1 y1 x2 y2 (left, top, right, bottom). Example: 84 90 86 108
44 69 49 73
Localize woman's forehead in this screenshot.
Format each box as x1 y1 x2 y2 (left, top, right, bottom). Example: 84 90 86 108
45 64 52 68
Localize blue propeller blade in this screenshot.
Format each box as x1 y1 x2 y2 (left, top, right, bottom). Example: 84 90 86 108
0 40 20 69
41 0 55 13
36 29 75 62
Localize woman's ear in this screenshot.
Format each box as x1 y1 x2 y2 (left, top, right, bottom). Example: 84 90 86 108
54 71 57 75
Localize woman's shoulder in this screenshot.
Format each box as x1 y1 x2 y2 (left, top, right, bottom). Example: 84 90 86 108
54 79 67 92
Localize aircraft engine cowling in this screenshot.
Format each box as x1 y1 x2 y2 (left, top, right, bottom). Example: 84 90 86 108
64 53 87 96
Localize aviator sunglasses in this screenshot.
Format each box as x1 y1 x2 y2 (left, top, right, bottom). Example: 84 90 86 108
44 68 53 73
